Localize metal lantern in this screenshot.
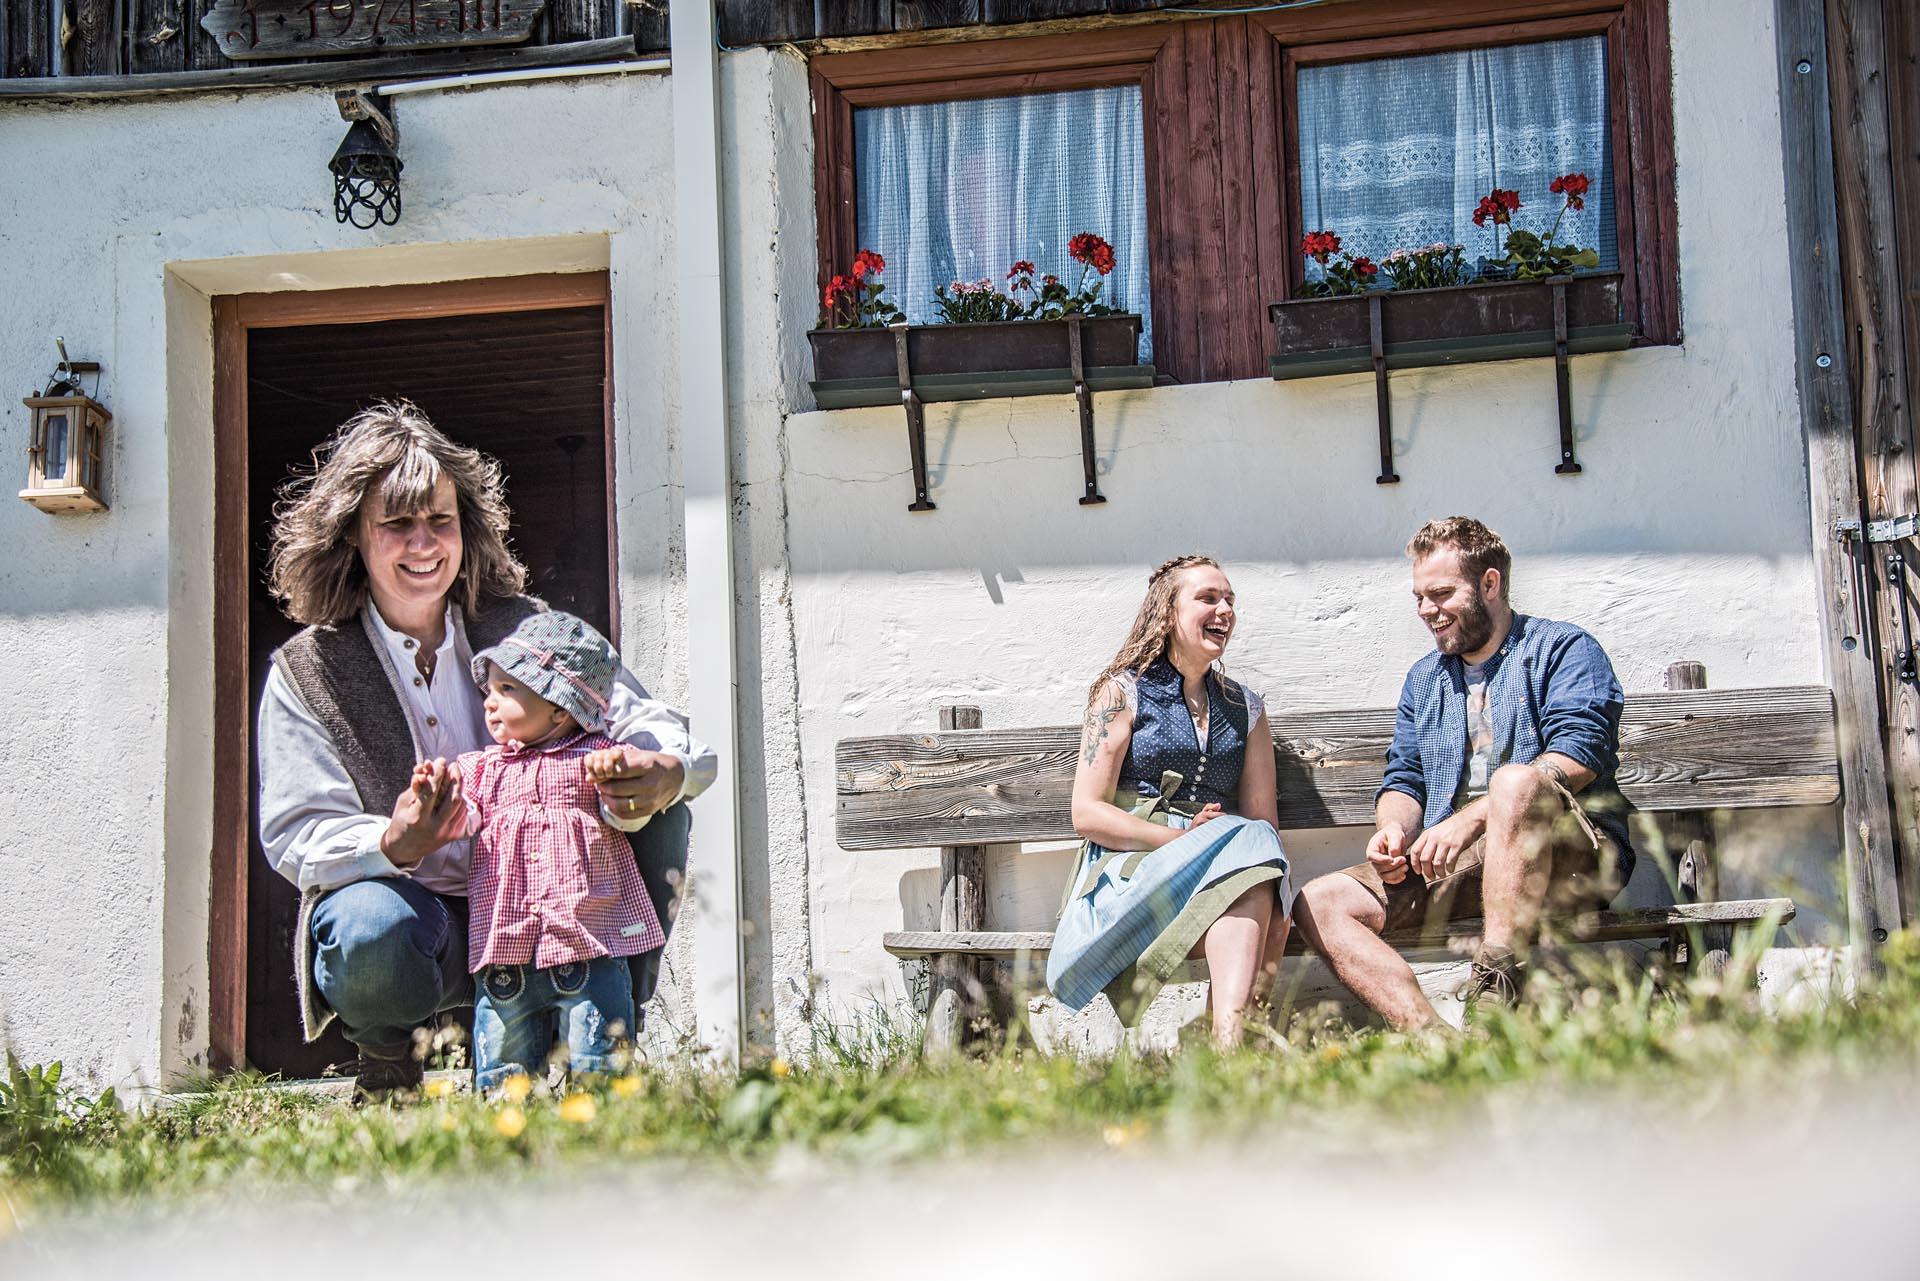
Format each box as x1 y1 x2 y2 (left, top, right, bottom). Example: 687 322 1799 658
20 347 109 514
330 90 402 229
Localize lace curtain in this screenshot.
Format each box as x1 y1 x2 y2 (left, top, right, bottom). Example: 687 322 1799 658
854 85 1152 355
1297 36 1617 272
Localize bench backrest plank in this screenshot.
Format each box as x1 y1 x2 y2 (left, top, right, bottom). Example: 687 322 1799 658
836 685 1839 851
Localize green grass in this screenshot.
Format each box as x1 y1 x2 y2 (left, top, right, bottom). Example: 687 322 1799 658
5 930 1920 1219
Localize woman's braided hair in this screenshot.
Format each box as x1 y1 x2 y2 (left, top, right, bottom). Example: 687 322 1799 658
1087 554 1241 710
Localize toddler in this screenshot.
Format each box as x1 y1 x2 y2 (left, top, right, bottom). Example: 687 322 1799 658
410 610 664 1091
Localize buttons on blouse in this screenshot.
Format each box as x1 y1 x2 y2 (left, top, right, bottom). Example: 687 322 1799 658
426 715 439 728
404 639 416 650
413 676 424 687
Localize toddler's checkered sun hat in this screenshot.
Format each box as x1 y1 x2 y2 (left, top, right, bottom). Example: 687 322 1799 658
470 610 619 733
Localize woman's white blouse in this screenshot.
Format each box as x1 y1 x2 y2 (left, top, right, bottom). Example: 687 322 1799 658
257 603 719 897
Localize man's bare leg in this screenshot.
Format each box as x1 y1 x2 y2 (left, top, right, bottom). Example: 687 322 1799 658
1478 764 1560 956
1292 872 1439 1032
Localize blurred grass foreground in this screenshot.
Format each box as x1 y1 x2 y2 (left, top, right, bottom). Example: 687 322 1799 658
4 931 1919 1221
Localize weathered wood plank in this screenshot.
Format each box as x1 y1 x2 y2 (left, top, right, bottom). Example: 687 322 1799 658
815 0 891 39
981 0 1108 21
629 0 667 50
70 0 119 74
892 0 977 32
0 32 635 94
927 704 986 1056
1776 0 1903 968
837 686 1841 849
7 0 51 77
882 899 1797 958
1831 0 1920 929
198 0 547 62
718 0 811 45
128 0 191 73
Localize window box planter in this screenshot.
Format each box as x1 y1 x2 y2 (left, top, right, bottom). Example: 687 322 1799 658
807 314 1153 511
1267 273 1633 482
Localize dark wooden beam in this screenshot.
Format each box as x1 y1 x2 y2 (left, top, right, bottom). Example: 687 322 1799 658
1775 0 1904 968
815 0 893 37
0 32 638 96
126 0 190 74
6 0 50 77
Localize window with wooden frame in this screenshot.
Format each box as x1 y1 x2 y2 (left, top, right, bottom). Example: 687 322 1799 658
809 0 1676 387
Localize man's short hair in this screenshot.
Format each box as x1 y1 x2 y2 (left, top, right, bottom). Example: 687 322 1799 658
1407 516 1512 594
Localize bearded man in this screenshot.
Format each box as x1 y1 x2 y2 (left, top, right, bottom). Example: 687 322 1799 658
1293 517 1632 1027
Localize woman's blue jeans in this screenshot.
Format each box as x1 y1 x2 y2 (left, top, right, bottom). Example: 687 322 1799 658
472 956 634 1090
308 802 690 1054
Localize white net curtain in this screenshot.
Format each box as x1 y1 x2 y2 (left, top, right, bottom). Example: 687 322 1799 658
1297 35 1618 272
854 84 1153 356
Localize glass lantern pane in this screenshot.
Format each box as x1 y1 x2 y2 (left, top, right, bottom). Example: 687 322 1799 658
40 413 69 485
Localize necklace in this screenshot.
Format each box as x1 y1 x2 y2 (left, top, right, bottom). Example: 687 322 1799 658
415 646 437 684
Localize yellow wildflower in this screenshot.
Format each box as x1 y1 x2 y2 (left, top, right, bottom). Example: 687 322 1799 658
499 1073 533 1103
438 1112 458 1132
769 1057 792 1079
611 1074 642 1098
494 1106 527 1138
1318 1043 1345 1064
558 1094 598 1125
423 1077 455 1100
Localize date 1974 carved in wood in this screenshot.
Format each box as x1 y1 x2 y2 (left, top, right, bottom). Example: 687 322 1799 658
200 0 546 59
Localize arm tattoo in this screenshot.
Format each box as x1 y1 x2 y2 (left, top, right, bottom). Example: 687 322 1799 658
1082 689 1126 767
1534 759 1569 787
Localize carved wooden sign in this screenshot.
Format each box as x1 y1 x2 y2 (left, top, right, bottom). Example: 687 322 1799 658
200 0 546 60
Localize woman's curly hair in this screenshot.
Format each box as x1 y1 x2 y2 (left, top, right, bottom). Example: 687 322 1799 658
1087 554 1242 710
267 400 527 626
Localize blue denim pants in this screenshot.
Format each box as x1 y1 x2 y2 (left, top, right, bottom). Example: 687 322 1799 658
306 802 691 1054
472 956 634 1091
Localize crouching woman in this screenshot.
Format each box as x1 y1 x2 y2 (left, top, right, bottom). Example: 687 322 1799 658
1046 555 1293 1048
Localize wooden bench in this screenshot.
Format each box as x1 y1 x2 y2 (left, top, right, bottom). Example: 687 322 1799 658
836 663 1832 1049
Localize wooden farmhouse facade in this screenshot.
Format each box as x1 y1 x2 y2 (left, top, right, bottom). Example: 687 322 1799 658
2 0 1917 1088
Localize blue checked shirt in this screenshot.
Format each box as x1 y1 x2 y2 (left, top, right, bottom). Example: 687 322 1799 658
1376 613 1634 866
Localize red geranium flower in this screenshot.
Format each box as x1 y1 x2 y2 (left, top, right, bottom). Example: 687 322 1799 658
1352 256 1378 277
1299 230 1342 262
850 248 886 280
1069 232 1117 275
1472 188 1521 227
1550 172 1590 211
1006 260 1037 280
823 273 854 308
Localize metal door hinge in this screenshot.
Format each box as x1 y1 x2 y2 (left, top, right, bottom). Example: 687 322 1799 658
1834 514 1920 542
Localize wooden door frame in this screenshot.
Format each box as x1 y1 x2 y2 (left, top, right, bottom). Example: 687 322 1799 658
208 270 614 1070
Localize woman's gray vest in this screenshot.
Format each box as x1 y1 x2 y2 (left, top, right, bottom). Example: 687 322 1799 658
272 594 543 1041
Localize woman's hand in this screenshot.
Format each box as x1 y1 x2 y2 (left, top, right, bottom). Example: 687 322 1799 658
382 758 465 868
587 746 686 823
1187 803 1226 830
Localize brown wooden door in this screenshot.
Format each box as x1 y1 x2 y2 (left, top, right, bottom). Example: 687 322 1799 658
212 274 615 1076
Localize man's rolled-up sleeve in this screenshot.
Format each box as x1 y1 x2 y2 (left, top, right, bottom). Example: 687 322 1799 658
605 667 720 805
1537 634 1624 777
1375 671 1428 810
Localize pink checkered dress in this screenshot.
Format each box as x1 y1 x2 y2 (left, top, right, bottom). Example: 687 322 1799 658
458 731 664 973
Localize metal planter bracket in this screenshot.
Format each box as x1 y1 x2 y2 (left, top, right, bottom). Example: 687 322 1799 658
892 322 935 512
1068 316 1108 506
1369 295 1398 484
1553 280 1583 475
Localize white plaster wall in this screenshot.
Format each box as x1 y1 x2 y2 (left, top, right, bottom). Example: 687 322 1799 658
0 67 739 1088
777 0 1847 1037
0 0 1853 1084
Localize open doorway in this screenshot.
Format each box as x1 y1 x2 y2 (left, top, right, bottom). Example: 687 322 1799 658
212 273 615 1078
